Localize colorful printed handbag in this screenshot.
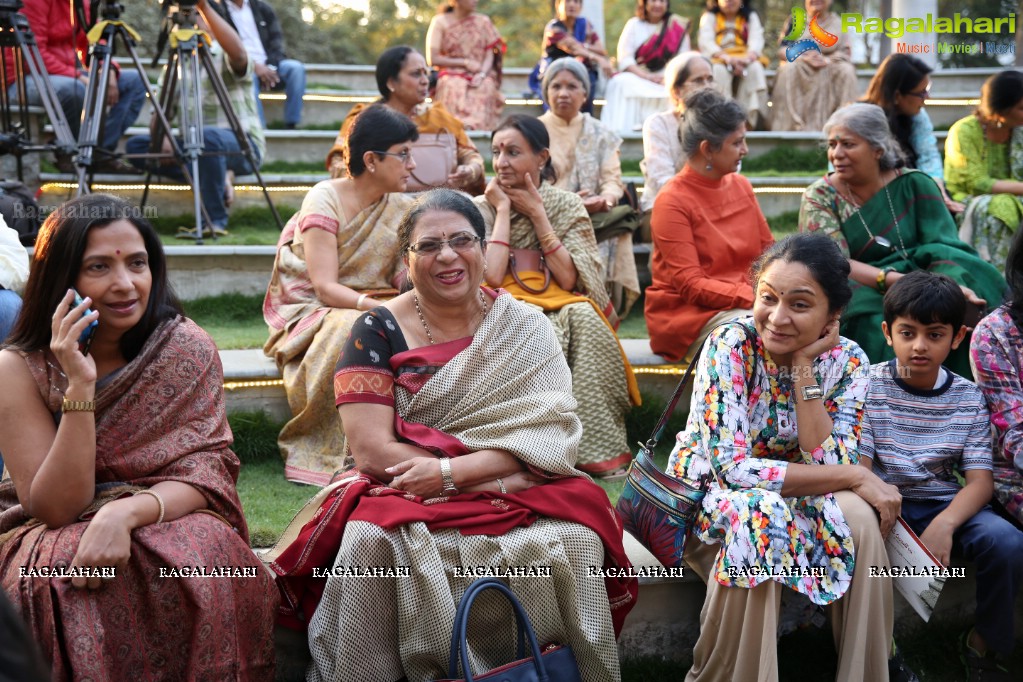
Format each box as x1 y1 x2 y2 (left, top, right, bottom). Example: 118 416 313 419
436 577 583 682
615 322 756 568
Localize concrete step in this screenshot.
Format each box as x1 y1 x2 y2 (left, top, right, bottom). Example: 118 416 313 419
255 90 978 130
222 339 684 423
36 171 817 222
101 125 948 167
115 58 997 110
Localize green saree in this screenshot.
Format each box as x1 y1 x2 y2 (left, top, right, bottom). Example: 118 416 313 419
800 169 1006 376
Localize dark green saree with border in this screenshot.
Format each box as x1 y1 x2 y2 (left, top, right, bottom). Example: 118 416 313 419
800 169 1006 377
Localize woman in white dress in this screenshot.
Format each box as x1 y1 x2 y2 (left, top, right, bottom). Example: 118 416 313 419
601 0 690 134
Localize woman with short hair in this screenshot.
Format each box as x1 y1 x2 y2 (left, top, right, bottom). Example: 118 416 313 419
645 88 773 364
271 189 636 682
265 104 419 484
640 51 713 214
800 103 1005 377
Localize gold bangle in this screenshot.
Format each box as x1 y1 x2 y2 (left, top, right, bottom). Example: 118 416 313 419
134 489 165 525
538 232 560 249
62 399 95 412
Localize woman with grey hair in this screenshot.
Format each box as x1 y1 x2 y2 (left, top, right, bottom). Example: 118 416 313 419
538 58 641 317
645 88 773 363
800 102 1005 376
640 51 714 214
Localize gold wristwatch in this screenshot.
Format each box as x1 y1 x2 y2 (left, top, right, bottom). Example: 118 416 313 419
439 457 459 496
62 399 95 412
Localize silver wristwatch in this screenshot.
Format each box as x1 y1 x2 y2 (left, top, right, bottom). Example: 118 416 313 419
800 385 824 402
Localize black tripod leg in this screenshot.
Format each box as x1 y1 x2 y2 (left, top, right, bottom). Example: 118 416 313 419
75 40 114 194
197 44 283 230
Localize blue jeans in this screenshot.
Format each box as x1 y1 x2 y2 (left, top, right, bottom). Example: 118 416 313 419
0 288 22 475
8 70 146 150
253 59 305 127
900 498 1023 655
0 288 21 345
124 129 262 230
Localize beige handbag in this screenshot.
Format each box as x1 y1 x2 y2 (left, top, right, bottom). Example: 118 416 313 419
407 130 457 192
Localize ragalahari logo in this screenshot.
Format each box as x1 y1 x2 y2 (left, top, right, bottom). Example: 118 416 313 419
782 7 839 62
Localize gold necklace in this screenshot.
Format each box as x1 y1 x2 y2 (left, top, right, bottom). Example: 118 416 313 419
413 289 488 345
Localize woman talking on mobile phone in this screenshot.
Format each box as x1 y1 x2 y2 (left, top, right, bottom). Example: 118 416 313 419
0 194 277 679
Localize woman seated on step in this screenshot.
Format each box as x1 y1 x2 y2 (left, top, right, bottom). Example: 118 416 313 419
945 70 1023 270
473 115 641 479
799 102 1005 378
639 50 713 220
971 227 1023 529
674 233 915 681
860 53 963 214
325 45 485 195
538 57 641 318
265 105 417 485
644 88 773 365
601 0 691 134
0 194 277 679
269 189 637 682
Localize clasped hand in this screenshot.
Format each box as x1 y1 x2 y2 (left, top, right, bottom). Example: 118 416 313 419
486 174 545 220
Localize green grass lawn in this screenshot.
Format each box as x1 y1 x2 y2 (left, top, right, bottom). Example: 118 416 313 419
183 293 268 350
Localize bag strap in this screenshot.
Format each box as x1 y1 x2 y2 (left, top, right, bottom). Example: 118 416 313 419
508 251 551 294
447 578 549 681
644 321 758 452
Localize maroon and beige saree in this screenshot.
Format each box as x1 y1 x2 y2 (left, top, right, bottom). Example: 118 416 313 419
0 317 277 680
269 292 636 682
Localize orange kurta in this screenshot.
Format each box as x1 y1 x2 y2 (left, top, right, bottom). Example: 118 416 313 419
645 166 773 362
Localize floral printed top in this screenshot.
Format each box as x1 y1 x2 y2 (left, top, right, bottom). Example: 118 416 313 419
969 307 1023 525
668 319 870 604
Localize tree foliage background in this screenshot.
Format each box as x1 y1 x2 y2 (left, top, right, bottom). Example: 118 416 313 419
125 1 1018 69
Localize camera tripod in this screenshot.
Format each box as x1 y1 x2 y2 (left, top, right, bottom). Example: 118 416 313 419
72 1 172 193
0 0 77 182
131 0 282 243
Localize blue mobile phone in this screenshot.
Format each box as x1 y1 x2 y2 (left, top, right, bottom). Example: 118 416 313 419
72 290 99 355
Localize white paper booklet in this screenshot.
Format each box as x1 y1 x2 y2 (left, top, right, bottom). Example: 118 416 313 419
881 517 955 622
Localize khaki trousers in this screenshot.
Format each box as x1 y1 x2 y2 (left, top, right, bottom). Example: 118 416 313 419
684 490 894 682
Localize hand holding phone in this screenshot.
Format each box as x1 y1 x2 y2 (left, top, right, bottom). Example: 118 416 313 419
71 290 99 355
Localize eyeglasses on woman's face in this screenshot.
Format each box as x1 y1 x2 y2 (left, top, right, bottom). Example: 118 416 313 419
408 232 481 255
373 149 415 165
905 84 931 100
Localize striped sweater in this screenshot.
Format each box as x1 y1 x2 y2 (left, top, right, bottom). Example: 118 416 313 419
861 360 993 501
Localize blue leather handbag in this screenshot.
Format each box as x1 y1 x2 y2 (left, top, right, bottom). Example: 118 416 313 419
615 322 756 568
437 577 583 682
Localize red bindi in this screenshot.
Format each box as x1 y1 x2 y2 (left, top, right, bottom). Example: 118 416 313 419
116 249 121 255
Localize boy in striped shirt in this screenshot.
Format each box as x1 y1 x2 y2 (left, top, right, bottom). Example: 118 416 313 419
860 271 1023 682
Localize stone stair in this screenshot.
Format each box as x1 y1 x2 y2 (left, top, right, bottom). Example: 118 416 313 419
25 65 1002 223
